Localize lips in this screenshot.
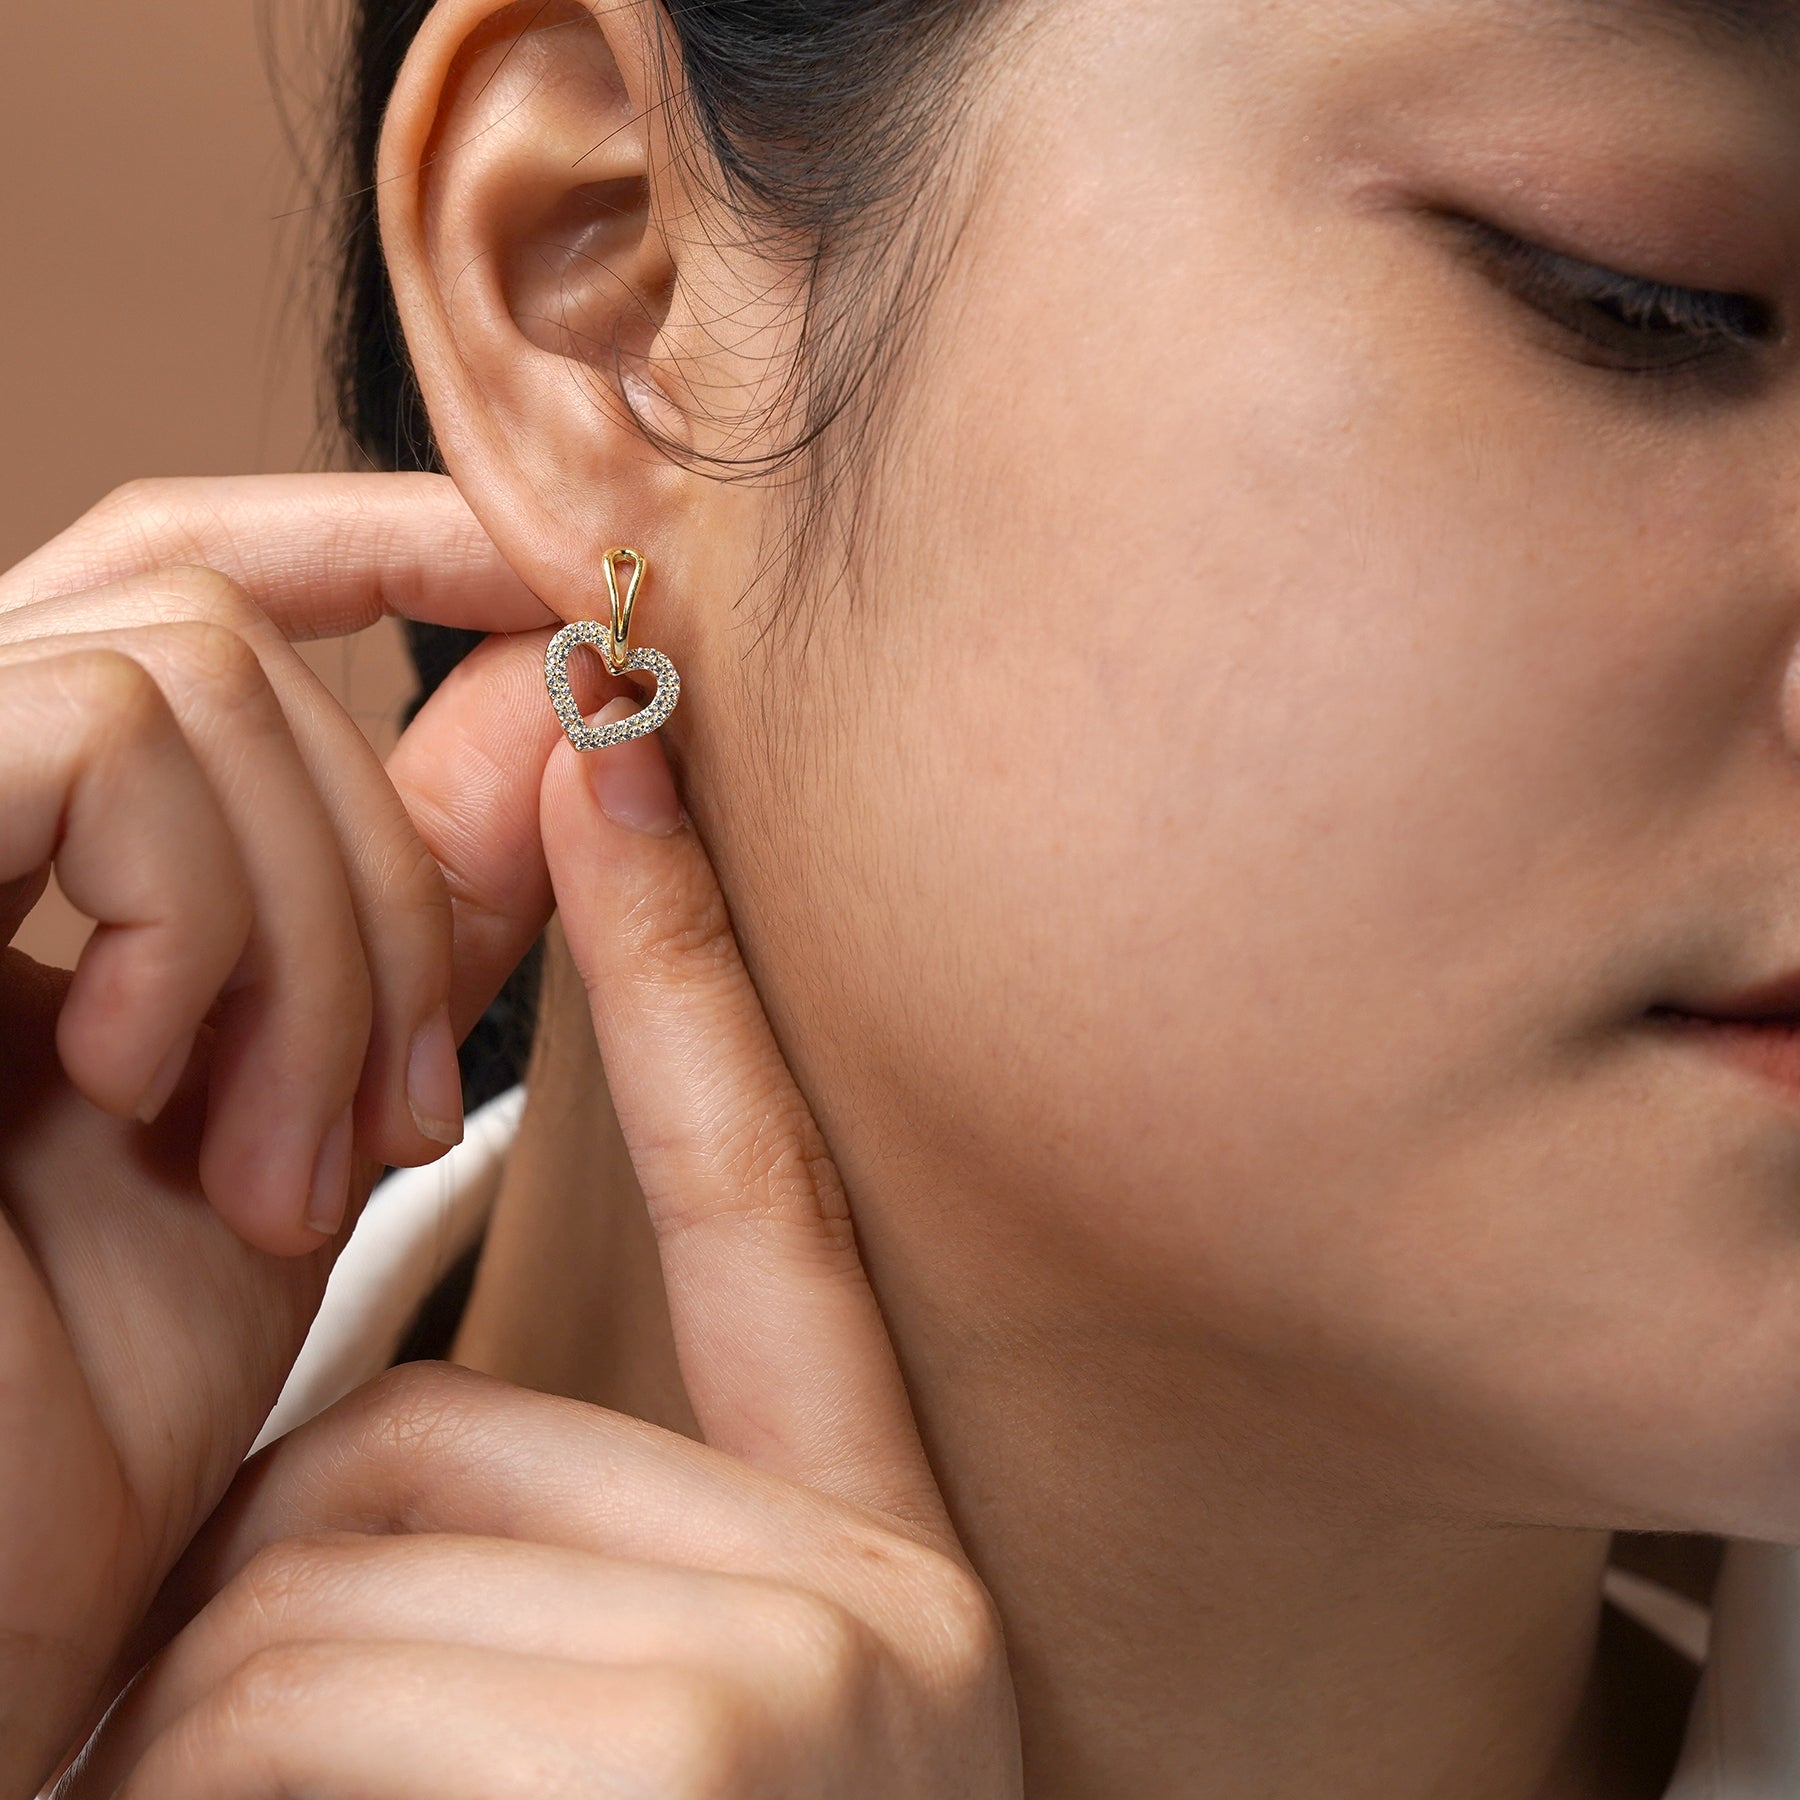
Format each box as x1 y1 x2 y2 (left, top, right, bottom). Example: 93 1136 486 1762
1656 966 1800 1028
1649 980 1800 1105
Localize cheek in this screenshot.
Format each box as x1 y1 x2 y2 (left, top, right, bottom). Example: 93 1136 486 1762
737 182 1800 1532
850 173 1690 1159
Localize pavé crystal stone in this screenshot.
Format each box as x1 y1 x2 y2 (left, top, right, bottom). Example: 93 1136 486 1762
544 620 680 752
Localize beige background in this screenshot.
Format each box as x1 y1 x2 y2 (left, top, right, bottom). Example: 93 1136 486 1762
3 0 412 968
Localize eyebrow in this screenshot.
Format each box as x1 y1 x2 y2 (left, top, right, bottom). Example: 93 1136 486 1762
1581 0 1800 54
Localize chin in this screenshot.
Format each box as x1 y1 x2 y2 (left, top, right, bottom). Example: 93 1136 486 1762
1506 1385 1800 1543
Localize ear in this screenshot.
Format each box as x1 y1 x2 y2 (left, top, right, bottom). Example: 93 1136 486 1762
376 0 779 635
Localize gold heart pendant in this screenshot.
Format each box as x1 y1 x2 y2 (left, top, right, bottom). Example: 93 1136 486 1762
544 621 680 752
543 551 679 752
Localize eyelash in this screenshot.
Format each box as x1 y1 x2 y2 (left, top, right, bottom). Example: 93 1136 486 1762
1452 217 1781 377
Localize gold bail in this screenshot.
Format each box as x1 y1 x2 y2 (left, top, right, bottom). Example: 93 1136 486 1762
601 547 646 673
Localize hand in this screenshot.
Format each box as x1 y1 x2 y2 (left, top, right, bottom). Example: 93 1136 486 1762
68 718 1025 1797
0 476 562 1792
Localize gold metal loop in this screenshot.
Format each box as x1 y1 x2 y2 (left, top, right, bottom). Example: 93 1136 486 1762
601 547 646 674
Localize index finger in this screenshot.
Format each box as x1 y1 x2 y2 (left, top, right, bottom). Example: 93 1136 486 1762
541 722 949 1537
0 473 556 639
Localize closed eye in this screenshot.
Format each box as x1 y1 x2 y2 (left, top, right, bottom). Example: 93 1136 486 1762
1449 216 1781 377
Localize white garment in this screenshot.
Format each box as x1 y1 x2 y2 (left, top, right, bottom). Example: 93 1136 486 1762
258 1085 1800 1797
252 1084 526 1455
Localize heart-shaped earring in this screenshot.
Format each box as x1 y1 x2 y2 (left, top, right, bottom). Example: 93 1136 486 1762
544 547 681 752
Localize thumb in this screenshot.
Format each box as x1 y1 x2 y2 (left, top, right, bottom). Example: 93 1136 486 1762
388 631 562 1042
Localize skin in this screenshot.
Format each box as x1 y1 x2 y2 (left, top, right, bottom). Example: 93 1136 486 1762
0 482 564 1784
1 487 1017 1800
6 0 1800 1792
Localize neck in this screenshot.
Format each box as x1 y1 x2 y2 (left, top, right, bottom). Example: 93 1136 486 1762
875 1264 1620 1798
462 937 1679 1800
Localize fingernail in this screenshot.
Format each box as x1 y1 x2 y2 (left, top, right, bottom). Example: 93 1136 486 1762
305 1106 355 1237
587 698 683 836
406 1008 465 1147
136 1031 194 1124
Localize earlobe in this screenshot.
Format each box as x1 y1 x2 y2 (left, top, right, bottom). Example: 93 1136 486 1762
374 0 693 615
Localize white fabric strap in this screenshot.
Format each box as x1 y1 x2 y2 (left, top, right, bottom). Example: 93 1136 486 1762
250 1085 526 1455
1666 1541 1800 1799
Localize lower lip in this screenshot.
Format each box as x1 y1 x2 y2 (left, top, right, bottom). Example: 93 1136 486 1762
1654 1011 1800 1104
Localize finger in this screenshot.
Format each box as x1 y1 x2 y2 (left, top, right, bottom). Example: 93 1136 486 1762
540 719 944 1528
387 629 561 1040
111 1646 764 1800
4 573 465 1168
140 1365 968 1667
77 1535 870 1793
0 473 555 639
0 613 372 1256
0 652 249 1117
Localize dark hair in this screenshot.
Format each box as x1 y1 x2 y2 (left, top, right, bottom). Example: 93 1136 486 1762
329 0 991 1100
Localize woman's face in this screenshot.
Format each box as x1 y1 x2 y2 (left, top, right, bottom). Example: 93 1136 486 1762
665 0 1800 1538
